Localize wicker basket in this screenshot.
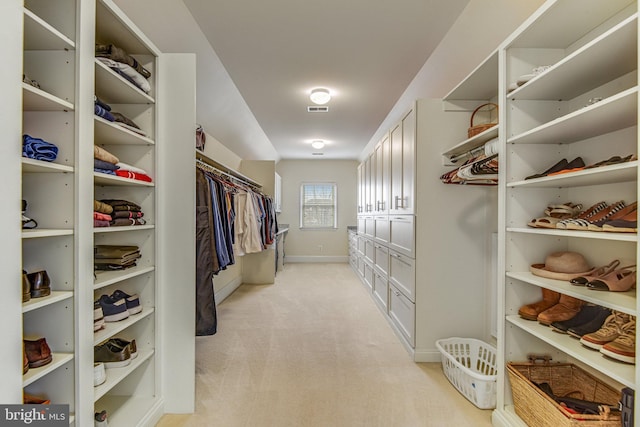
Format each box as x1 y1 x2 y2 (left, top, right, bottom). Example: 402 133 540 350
468 103 498 138
507 361 622 427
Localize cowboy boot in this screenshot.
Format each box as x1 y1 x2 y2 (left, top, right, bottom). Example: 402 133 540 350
518 288 560 320
537 294 584 326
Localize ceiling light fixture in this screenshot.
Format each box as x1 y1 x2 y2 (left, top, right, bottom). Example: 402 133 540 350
311 140 325 150
310 88 331 105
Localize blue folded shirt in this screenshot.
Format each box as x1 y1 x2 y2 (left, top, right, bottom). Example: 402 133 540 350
22 134 58 162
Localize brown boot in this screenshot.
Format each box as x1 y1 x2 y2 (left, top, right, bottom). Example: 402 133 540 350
518 288 560 320
537 294 584 326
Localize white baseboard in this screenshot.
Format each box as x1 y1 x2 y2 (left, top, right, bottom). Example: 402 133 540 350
139 398 165 426
285 256 349 263
414 349 442 363
214 276 243 303
492 406 527 427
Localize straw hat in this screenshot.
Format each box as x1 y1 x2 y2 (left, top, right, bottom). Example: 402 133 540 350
530 252 595 281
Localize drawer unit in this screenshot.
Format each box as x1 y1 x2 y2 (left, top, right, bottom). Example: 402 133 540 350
364 216 375 238
389 215 415 258
373 271 389 312
374 215 389 244
363 260 374 291
364 237 375 264
389 283 415 347
389 250 415 302
374 243 389 277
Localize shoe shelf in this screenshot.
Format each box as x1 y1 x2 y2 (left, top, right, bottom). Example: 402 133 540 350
93 172 155 187
23 352 73 387
22 291 73 314
507 87 637 146
93 349 154 401
507 161 638 188
96 394 161 427
506 227 638 243
507 272 637 316
93 224 154 234
506 315 635 388
22 83 74 112
94 116 155 146
94 266 156 291
94 308 154 347
508 14 637 102
21 158 74 174
22 229 74 239
23 8 75 51
94 60 155 105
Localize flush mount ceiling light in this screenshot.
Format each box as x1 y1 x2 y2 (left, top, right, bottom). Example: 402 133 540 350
309 88 331 105
311 140 325 150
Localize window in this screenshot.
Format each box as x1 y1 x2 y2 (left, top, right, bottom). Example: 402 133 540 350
300 183 337 229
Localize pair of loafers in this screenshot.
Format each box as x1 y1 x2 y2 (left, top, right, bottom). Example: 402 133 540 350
23 270 51 302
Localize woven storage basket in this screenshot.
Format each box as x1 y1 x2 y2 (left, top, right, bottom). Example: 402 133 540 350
468 103 498 138
435 338 497 409
507 361 621 427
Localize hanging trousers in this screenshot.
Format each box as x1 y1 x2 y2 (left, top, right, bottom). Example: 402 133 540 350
195 169 217 335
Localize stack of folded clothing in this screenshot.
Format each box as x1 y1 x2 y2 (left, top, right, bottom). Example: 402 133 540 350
94 145 119 175
114 162 153 183
94 245 141 271
94 200 114 228
94 96 147 137
100 199 146 227
96 43 151 94
23 134 59 162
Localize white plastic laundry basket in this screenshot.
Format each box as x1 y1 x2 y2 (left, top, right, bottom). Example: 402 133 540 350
435 337 498 409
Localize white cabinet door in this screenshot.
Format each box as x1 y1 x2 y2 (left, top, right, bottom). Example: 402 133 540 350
389 215 415 257
374 243 389 277
374 215 390 245
357 162 364 215
389 249 415 302
364 154 373 214
390 106 415 214
389 284 415 346
374 133 390 214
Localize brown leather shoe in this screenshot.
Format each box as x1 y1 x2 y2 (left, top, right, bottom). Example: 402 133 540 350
23 343 29 374
518 288 560 320
24 337 53 368
537 294 584 326
23 392 50 405
26 271 51 298
22 270 30 303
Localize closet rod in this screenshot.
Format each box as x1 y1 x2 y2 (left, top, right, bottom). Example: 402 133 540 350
196 158 262 190
449 144 486 164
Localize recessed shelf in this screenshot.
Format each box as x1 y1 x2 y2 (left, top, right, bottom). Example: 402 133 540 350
23 352 74 387
94 171 154 187
23 291 73 314
508 161 637 188
506 227 638 242
22 157 74 173
94 59 154 105
93 224 154 234
507 315 635 388
23 8 75 50
22 83 74 112
22 229 74 239
94 116 154 146
93 349 154 401
94 265 155 290
96 0 159 56
441 125 498 162
94 308 154 346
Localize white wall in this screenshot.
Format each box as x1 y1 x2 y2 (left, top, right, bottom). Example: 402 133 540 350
276 160 358 262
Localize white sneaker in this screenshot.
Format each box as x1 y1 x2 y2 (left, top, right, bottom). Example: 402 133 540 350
94 362 106 386
95 410 108 427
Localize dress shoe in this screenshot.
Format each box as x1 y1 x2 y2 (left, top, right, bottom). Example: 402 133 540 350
24 337 52 368
22 271 30 303
537 294 584 326
26 270 51 298
550 304 609 334
518 288 560 320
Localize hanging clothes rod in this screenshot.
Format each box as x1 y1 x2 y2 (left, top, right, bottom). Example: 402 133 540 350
448 144 486 164
195 157 262 190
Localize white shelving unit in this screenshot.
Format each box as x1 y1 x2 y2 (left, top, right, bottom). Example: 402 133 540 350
493 0 639 425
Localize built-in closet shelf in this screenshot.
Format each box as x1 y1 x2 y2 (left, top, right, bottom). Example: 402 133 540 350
507 227 638 242
93 225 154 234
96 0 157 57
23 291 73 314
93 309 154 345
94 117 154 146
22 229 73 239
94 349 154 401
441 125 498 161
23 353 73 387
94 266 155 290
21 158 74 173
507 87 637 145
507 272 637 315
23 8 75 50
94 60 154 105
443 50 499 102
22 83 74 112
508 161 637 188
93 172 155 187
97 395 160 427
509 15 637 101
506 315 635 388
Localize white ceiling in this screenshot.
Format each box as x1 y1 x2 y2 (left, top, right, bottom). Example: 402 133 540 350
181 0 470 160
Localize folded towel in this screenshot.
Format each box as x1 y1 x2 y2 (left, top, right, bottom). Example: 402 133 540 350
94 145 119 164
23 134 58 162
94 200 113 214
93 212 113 222
94 158 119 171
94 168 116 175
97 57 151 93
116 162 147 175
94 96 111 111
115 170 153 182
94 104 115 121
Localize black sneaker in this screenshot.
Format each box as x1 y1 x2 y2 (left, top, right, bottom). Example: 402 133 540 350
567 307 613 338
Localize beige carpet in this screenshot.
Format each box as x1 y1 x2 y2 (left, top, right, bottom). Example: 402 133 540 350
157 263 493 427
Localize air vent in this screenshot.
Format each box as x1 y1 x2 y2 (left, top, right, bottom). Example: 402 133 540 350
307 106 329 113
312 152 324 156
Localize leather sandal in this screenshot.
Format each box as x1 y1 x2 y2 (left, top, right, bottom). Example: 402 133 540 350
556 201 607 229
570 259 621 286
586 265 636 292
603 203 638 233
587 202 636 231
565 201 626 231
